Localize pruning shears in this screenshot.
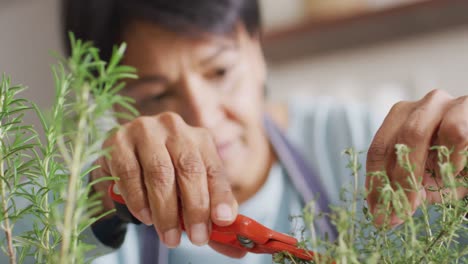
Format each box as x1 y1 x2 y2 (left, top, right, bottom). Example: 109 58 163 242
108 182 320 261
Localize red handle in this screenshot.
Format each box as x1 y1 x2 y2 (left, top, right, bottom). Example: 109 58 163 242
108 182 323 261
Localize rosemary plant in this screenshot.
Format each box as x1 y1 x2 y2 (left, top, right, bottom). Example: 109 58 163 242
0 75 38 264
0 33 137 264
275 146 467 264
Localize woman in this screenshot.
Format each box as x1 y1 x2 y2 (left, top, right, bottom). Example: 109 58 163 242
64 1 467 263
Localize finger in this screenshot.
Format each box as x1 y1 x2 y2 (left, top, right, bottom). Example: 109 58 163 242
435 95 468 200
208 241 247 258
391 90 452 221
106 133 152 226
421 145 442 203
366 101 412 219
137 138 180 248
168 137 210 246
90 157 115 213
197 130 238 226
438 96 468 173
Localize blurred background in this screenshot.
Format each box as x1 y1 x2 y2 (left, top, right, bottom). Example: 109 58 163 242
0 0 467 122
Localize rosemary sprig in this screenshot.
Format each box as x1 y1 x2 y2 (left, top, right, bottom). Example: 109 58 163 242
0 33 137 263
275 146 467 264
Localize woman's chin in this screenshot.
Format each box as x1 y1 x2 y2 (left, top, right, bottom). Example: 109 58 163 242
223 156 248 185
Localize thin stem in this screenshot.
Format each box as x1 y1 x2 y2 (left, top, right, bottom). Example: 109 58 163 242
408 167 432 240
0 158 16 264
418 229 447 263
57 130 83 262
350 150 359 244
286 252 299 264
40 156 51 257
58 84 89 263
307 202 321 264
0 90 16 264
401 150 427 246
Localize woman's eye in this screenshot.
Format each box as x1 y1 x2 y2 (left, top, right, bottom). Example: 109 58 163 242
141 90 171 102
207 67 230 80
214 68 227 78
151 92 169 101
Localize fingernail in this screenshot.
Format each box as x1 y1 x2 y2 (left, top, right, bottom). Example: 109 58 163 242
215 203 233 221
164 229 181 248
190 223 208 246
139 208 152 226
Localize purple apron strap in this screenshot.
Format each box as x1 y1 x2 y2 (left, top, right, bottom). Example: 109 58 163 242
140 114 337 263
140 225 167 264
263 115 338 241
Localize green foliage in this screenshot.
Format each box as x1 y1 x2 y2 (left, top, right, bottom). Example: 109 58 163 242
274 146 467 264
0 33 137 264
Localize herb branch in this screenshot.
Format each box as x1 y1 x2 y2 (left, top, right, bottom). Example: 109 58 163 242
0 33 137 263
274 145 467 264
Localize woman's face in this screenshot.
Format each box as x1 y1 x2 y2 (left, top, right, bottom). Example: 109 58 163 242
120 20 269 190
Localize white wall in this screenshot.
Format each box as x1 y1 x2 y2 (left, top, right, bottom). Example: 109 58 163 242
0 0 62 124
266 26 468 116
260 0 468 115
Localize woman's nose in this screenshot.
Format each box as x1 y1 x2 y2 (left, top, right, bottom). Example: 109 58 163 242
180 77 223 129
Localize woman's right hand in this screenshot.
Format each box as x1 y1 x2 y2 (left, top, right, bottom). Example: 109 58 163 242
90 112 239 248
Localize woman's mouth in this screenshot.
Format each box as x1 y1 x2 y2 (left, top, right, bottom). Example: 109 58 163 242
216 141 234 160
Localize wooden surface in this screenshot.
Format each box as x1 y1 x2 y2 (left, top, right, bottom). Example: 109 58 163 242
262 0 468 63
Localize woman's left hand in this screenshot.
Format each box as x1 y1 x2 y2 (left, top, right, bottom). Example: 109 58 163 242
366 89 467 226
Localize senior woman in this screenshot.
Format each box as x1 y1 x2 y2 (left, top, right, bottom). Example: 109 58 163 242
63 0 468 263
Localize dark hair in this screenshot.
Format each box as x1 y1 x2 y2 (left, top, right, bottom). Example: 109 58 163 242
63 0 261 62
